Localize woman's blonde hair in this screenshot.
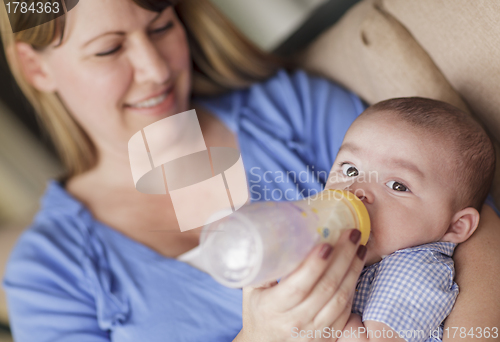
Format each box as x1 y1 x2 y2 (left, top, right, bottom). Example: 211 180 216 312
0 0 281 177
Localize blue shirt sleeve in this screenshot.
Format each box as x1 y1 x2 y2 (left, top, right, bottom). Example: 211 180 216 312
362 249 458 342
4 181 242 342
3 216 111 342
195 69 367 200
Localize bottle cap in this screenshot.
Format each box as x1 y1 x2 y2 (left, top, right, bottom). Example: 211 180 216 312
329 189 371 245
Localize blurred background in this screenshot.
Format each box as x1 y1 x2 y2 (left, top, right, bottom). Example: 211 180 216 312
0 0 359 340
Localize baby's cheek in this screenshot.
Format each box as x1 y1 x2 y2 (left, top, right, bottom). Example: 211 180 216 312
374 211 414 253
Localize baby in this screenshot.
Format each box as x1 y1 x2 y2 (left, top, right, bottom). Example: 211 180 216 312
324 97 495 342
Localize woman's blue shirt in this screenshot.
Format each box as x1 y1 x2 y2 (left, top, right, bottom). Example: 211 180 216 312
2 70 366 341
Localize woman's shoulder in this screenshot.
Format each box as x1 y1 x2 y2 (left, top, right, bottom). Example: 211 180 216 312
3 181 93 287
2 181 128 341
195 68 366 133
16 180 91 245
198 68 365 107
244 68 362 98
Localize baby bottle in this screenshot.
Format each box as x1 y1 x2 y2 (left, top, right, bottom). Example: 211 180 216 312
199 189 370 288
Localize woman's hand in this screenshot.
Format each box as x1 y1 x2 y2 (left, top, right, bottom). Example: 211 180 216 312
236 229 366 342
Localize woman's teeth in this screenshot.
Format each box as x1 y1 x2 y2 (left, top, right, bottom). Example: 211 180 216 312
130 92 168 109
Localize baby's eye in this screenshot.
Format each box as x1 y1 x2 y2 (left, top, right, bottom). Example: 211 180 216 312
342 164 359 177
386 181 409 192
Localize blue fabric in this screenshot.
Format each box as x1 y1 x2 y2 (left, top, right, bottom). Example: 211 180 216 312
197 69 365 203
485 194 500 217
353 242 459 342
3 70 367 342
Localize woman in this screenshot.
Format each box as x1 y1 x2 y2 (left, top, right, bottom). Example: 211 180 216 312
1 0 498 341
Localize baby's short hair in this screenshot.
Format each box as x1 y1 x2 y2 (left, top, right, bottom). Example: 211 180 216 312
364 97 496 211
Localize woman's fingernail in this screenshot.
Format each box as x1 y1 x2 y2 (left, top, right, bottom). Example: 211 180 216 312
350 229 361 244
357 245 367 260
319 243 333 260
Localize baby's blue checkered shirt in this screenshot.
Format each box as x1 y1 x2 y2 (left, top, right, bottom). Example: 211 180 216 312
353 242 458 342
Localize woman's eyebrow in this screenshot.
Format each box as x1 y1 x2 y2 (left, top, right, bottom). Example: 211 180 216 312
82 31 126 47
82 12 162 48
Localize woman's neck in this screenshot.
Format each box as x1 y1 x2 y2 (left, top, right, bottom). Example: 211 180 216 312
76 106 238 189
64 108 239 258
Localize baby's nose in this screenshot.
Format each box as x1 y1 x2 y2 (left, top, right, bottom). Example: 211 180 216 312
347 188 364 200
348 185 373 204
355 192 366 201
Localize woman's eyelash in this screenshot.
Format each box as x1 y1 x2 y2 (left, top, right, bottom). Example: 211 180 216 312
95 21 173 57
150 21 174 34
96 45 122 57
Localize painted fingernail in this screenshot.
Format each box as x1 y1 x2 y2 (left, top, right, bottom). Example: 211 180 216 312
319 243 333 260
357 245 367 260
350 229 361 244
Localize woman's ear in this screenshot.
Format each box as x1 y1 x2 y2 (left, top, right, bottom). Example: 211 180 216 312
14 42 57 92
441 207 480 244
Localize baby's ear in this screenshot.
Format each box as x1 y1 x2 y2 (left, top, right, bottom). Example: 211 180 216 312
441 207 480 244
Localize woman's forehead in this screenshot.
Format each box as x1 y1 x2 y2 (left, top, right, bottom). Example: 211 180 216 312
64 0 162 43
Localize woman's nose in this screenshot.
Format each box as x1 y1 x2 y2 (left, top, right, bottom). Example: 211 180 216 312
128 34 171 85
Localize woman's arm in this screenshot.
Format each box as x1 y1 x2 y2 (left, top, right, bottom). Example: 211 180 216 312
444 204 500 341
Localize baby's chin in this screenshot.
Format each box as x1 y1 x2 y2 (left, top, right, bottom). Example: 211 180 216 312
364 241 384 266
364 254 382 266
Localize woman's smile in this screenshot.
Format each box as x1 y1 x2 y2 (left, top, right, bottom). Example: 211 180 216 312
124 84 176 116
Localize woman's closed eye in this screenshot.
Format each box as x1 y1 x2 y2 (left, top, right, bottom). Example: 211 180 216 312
385 180 410 192
96 45 122 57
150 21 174 35
95 21 174 57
